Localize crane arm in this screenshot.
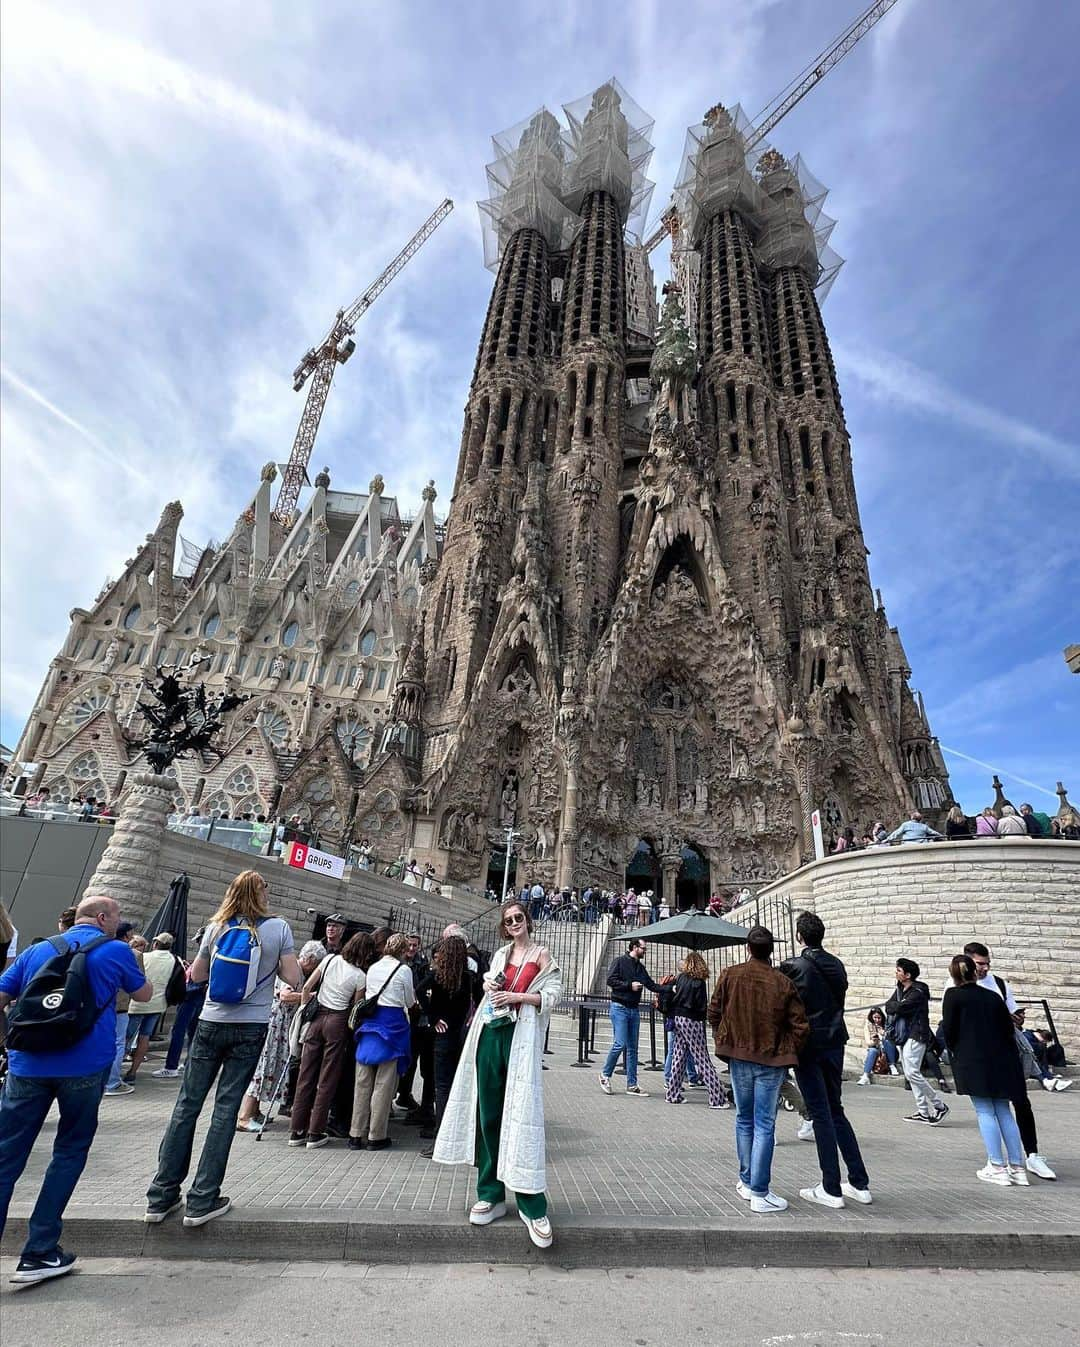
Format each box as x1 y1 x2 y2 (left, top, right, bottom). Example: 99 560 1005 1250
275 197 454 520
643 0 901 254
747 0 900 150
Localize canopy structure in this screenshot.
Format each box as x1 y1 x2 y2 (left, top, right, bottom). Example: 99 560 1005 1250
673 102 843 301
478 80 655 272
616 910 749 952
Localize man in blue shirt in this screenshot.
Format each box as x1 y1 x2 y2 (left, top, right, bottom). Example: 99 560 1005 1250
885 812 943 845
0 896 150 1283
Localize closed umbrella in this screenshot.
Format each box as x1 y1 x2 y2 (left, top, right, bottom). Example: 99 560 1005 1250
615 909 749 951
143 871 191 953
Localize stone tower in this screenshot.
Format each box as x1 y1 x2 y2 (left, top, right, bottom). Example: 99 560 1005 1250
404 86 949 901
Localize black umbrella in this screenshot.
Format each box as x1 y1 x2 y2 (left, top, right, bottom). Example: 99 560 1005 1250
143 871 191 953
615 910 749 951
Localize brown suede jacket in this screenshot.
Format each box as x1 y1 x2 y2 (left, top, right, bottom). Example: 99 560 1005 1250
707 957 810 1067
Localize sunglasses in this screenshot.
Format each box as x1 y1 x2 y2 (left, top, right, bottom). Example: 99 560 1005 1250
504 913 527 926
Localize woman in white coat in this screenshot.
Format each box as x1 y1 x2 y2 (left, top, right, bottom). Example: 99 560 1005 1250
432 898 562 1249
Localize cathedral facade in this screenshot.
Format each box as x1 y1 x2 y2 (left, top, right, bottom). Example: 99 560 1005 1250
12 81 950 900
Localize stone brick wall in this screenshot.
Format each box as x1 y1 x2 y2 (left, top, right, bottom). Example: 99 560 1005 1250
760 839 1080 1053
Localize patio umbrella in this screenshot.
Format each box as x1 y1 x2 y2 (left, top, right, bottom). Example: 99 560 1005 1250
615 909 749 951
142 871 191 953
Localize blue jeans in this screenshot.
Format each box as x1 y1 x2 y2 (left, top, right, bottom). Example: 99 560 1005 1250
664 1030 700 1084
146 1020 266 1216
165 987 206 1070
602 1005 640 1087
795 1049 870 1198
729 1059 786 1197
108 1012 129 1090
862 1041 897 1074
0 1068 109 1257
971 1096 1024 1166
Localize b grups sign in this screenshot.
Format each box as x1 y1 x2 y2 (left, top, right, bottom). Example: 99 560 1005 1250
287 841 346 880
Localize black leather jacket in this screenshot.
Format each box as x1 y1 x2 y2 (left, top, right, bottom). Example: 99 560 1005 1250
780 946 849 1059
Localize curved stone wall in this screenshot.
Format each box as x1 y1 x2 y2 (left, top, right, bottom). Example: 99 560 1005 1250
760 839 1080 1052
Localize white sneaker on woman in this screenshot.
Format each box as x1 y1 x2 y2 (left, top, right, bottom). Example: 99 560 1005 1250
519 1211 553 1248
1026 1153 1057 1180
976 1163 1011 1186
1008 1166 1031 1186
797 1119 815 1141
469 1200 507 1225
857 1073 871 1086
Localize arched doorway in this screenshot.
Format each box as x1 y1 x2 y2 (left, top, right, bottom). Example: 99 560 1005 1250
675 843 709 911
486 848 518 900
625 837 661 899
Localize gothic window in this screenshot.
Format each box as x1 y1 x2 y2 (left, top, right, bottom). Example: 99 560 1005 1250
203 792 230 816
345 580 361 602
302 775 343 835
67 694 108 728
336 717 372 763
203 613 221 638
360 630 377 656
223 766 257 796
258 708 290 749
67 752 102 786
123 604 141 630
232 795 261 818
282 621 300 648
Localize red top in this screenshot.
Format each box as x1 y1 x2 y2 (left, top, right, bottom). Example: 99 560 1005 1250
503 959 541 993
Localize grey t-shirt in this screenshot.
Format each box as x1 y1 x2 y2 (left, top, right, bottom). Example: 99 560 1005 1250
199 916 295 1024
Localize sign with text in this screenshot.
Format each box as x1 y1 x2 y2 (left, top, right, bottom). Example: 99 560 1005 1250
810 808 825 861
287 841 346 880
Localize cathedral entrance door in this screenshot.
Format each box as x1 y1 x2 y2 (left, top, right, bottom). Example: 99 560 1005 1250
675 843 709 911
487 848 517 900
625 838 661 900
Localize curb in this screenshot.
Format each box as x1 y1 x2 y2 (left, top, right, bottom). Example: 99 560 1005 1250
4 1210 1078 1270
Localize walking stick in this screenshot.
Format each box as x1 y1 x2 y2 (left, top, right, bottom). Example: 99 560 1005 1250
254 1058 292 1142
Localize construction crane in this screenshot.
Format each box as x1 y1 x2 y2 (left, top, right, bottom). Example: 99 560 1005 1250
641 0 901 255
274 197 454 521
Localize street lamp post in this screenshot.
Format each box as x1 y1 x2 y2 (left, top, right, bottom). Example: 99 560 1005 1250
501 824 523 901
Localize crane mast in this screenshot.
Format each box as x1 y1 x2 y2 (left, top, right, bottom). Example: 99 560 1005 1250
642 0 901 256
274 197 454 521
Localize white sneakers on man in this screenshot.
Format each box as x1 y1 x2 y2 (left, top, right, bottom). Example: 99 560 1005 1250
735 1181 753 1201
598 1074 613 1095
797 1119 815 1141
749 1191 788 1214
841 1181 874 1205
800 1184 845 1209
1026 1153 1056 1180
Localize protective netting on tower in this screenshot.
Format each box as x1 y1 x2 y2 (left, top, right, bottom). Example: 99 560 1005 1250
478 80 655 272
673 103 843 300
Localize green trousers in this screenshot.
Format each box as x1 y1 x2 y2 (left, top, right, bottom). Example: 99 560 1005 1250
474 1020 547 1218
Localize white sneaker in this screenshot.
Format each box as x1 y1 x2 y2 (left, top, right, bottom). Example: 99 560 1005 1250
1026 1153 1057 1180
976 1163 1012 1186
1041 1077 1057 1091
1053 1077 1073 1092
800 1183 845 1209
151 1067 181 1079
735 1181 753 1201
889 1065 900 1075
797 1119 815 1141
841 1182 873 1205
857 1073 871 1086
625 1085 649 1098
519 1210 553 1249
750 1191 789 1214
469 1200 507 1225
1008 1166 1031 1186
598 1074 613 1096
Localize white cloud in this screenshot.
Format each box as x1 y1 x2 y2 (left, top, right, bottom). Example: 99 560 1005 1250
834 343 1080 480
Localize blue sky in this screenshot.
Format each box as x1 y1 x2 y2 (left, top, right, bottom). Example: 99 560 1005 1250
1 0 1077 812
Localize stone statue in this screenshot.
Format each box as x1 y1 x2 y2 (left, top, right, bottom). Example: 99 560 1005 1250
731 797 748 833
679 784 694 814
649 779 662 808
499 771 519 827
694 777 708 815
269 655 286 680
752 797 767 832
730 740 750 779
536 820 553 860
598 779 611 814
102 639 120 673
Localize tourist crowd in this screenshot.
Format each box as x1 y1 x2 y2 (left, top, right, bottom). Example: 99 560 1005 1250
0 875 1072 1284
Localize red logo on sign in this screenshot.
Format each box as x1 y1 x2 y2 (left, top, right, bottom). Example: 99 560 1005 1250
288 841 308 869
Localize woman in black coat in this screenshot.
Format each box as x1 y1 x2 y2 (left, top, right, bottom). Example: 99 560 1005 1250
663 953 728 1108
415 934 473 1154
942 954 1028 1187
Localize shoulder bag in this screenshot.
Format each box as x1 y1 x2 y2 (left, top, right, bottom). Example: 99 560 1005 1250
348 959 403 1032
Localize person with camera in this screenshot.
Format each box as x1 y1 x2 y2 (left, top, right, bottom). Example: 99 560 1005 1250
433 899 562 1249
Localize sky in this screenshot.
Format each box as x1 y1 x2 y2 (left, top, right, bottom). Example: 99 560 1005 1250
1 0 1077 813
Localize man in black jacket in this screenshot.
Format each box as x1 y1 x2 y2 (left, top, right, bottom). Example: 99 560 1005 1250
599 939 662 1097
780 912 871 1209
885 957 948 1125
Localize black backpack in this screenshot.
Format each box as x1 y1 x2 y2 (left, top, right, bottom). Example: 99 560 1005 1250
6 933 113 1053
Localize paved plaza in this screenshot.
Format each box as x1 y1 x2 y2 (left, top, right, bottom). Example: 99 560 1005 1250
3 1019 1077 1269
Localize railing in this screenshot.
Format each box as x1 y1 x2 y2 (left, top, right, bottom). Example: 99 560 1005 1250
0 795 116 826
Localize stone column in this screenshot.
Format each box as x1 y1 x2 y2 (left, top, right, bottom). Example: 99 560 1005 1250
82 771 175 914
660 851 681 909
782 715 817 861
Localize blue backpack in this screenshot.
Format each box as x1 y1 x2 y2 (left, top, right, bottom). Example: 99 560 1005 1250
207 918 271 1004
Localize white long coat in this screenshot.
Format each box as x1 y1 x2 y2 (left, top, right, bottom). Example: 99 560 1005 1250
432 943 562 1195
